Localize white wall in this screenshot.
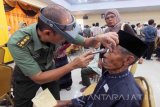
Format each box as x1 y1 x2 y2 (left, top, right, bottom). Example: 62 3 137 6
75 10 160 27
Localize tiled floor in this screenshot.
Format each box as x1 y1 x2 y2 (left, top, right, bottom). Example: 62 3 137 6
7 53 160 107
134 57 160 107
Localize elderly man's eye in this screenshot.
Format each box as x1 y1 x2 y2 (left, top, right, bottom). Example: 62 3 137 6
109 50 115 54
107 50 112 54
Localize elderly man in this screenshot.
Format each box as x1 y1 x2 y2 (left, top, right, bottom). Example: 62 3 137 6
7 4 118 107
55 30 147 107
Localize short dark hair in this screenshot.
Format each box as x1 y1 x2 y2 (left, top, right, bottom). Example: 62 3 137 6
136 23 140 26
92 23 95 26
96 23 99 27
84 25 89 28
37 4 71 31
148 19 154 25
131 24 135 29
157 24 160 28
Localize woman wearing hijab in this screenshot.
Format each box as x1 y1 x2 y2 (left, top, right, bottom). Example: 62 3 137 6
104 9 135 36
99 9 143 71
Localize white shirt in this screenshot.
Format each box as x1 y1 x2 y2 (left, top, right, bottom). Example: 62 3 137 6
157 29 160 37
136 27 141 35
92 27 102 37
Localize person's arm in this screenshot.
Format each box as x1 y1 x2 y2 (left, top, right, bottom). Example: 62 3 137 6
8 43 94 85
8 44 94 84
84 32 119 50
30 52 93 84
73 31 118 50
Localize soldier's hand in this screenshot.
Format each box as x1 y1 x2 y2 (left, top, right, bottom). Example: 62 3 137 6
97 32 119 52
70 51 94 69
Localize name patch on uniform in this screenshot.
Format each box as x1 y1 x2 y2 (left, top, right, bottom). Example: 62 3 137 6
17 35 31 48
103 84 109 93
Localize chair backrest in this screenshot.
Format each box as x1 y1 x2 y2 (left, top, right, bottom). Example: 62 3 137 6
0 48 5 64
83 83 97 96
130 63 138 75
0 64 13 97
135 76 155 107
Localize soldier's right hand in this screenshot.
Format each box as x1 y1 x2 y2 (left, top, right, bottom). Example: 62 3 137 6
70 51 94 69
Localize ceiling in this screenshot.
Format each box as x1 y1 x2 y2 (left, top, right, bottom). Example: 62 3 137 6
38 0 54 5
64 0 133 5
41 0 160 15
72 6 160 15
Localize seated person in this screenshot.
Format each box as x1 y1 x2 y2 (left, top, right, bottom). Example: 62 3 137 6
80 43 101 92
55 30 147 107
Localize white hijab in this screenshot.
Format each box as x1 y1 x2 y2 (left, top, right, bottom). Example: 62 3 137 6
105 9 122 33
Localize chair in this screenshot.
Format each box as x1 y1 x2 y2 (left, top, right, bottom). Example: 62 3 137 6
0 48 5 64
135 76 155 107
0 64 14 106
82 83 97 96
130 63 138 75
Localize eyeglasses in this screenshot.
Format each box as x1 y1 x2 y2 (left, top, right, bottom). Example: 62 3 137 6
105 15 116 20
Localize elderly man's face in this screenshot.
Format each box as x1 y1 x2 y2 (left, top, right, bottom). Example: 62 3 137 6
105 13 117 27
102 46 127 71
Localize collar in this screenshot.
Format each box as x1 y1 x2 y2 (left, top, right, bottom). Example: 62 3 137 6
104 69 130 79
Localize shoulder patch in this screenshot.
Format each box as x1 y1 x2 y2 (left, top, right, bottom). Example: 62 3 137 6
16 35 31 48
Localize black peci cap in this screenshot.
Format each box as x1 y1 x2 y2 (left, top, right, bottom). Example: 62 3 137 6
118 30 148 58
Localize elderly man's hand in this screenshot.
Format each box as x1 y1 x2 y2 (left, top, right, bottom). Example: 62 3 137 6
97 32 119 51
70 51 94 69
54 100 72 107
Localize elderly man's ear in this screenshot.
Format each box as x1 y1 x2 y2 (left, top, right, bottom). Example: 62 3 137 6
124 55 136 66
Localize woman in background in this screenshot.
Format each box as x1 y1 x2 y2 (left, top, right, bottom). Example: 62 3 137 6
54 42 72 90
104 9 134 33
